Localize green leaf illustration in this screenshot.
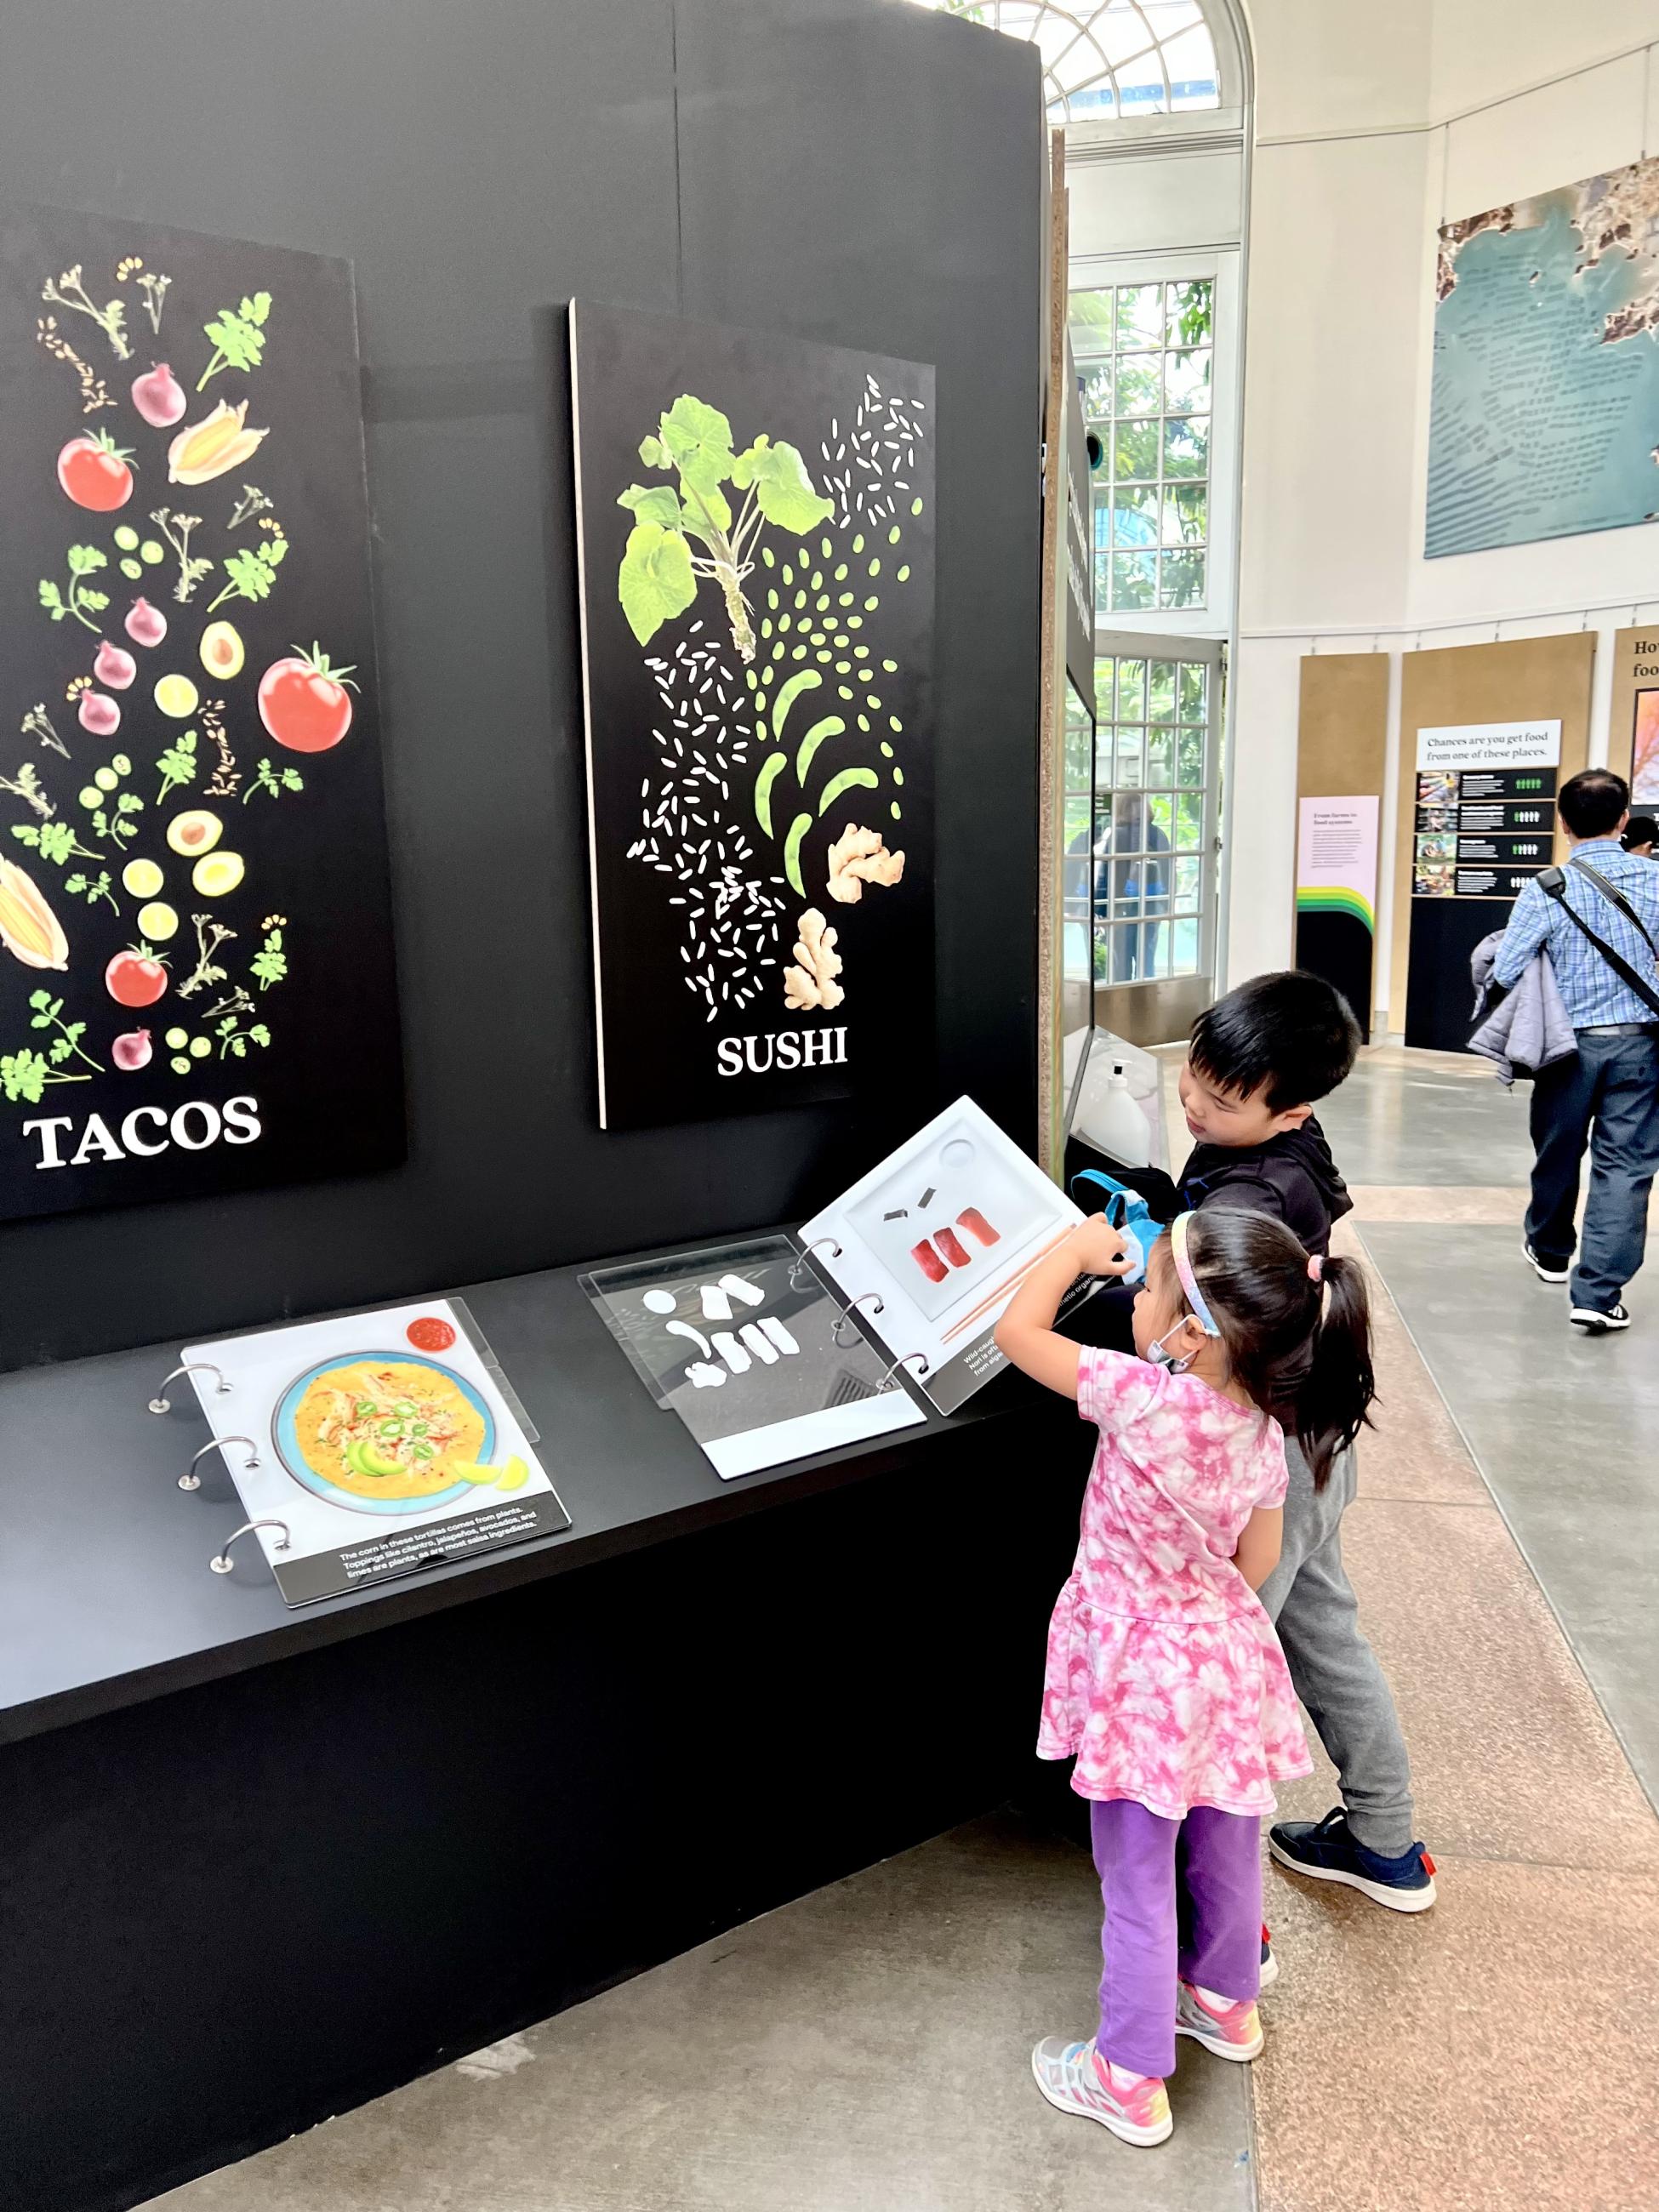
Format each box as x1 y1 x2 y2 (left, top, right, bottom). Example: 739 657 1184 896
617 483 684 532
654 394 735 497
733 436 835 534
618 522 697 647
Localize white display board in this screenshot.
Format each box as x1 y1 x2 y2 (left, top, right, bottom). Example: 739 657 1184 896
1416 719 1560 772
186 1300 569 1605
799 1096 1089 1414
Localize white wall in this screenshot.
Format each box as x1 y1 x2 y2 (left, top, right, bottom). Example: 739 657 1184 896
1228 0 1659 1008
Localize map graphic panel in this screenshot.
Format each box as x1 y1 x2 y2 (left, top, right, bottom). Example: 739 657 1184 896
1427 156 1659 559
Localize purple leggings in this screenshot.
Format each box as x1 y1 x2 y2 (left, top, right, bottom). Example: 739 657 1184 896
1090 1798 1261 2079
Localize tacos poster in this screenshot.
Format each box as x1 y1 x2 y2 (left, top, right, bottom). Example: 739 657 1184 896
0 202 402 1221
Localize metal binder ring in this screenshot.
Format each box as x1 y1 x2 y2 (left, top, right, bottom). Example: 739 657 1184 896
789 1236 843 1291
180 1435 260 1492
833 1291 884 1348
877 1350 930 1390
149 1361 231 1416
210 1519 291 1576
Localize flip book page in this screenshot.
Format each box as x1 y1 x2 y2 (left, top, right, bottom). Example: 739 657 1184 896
581 1234 925 1479
185 1300 570 1605
798 1097 1090 1413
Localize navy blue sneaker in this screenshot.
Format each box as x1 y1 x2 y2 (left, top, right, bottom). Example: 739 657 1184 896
1268 1808 1437 1913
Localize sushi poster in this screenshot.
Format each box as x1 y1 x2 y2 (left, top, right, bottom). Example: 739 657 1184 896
185 1300 570 1607
570 303 934 1130
798 1097 1091 1415
0 202 402 1222
581 1233 925 1481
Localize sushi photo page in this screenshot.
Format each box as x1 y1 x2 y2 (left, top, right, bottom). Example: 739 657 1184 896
185 1300 571 1606
581 1234 926 1480
798 1097 1093 1414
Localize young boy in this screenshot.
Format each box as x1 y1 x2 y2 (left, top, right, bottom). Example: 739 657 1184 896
1076 972 1436 1910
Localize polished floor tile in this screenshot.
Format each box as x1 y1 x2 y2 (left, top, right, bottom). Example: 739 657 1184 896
1256 1856 1659 2212
141 1815 1253 2212
1360 1220 1659 1803
1345 1184 1530 1223
1317 1053 1537 1191
1272 1497 1659 1871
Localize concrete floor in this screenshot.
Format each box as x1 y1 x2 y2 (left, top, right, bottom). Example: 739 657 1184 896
143 1048 1659 2212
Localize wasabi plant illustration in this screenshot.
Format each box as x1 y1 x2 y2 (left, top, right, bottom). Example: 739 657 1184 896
617 396 833 664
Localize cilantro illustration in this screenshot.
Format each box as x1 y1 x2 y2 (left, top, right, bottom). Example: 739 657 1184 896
27 989 102 1072
197 292 272 391
243 758 304 803
156 728 198 804
250 917 288 990
64 869 119 914
12 820 99 866
39 545 111 632
208 530 286 613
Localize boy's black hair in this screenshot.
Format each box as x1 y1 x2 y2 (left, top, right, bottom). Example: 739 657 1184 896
1558 767 1628 840
1622 812 1657 850
1188 970 1361 1113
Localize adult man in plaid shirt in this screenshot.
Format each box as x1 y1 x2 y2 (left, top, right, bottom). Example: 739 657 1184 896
1494 767 1659 1334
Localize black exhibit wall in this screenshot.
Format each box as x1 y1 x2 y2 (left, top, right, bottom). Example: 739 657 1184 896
0 0 1043 1370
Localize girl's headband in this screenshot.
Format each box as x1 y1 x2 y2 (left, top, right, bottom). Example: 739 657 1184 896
1168 1212 1222 1337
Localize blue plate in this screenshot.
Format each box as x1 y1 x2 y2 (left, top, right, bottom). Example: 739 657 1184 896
272 1352 498 1515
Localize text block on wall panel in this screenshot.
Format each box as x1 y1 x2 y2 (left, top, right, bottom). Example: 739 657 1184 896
1611 624 1659 811
1393 635 1593 1050
1294 654 1388 1037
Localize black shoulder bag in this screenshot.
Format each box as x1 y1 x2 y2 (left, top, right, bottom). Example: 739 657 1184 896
1537 857 1659 1022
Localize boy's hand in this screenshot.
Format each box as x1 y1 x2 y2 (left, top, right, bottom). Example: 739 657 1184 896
1067 1212 1132 1278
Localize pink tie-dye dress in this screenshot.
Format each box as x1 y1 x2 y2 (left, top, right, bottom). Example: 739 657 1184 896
1038 1347 1312 1820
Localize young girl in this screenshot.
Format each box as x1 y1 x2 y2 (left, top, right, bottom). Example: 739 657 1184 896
994 1204 1375 2148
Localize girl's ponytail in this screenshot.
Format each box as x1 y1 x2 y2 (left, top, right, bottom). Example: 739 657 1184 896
1180 1209 1377 1487
1293 1253 1375 1487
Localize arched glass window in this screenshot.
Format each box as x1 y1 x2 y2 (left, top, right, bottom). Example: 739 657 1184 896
915 2 1221 123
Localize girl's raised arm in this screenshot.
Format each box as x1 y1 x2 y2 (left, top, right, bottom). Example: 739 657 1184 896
994 1215 1132 1400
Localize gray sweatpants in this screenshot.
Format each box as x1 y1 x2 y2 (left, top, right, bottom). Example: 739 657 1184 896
1257 1440 1416 1857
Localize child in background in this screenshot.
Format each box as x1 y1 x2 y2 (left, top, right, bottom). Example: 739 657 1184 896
995 1206 1376 2148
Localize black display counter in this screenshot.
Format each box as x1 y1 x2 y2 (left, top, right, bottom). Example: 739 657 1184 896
0 1241 1087 2212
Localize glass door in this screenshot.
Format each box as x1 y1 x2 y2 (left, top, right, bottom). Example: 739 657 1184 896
1091 631 1223 1043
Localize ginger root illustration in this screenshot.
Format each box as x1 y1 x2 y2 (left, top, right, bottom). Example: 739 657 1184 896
783 907 844 1013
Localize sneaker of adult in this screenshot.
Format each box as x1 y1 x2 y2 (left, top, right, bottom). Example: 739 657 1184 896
1030 2038 1172 2146
1569 1302 1632 1334
1268 1807 1437 1912
1523 1240 1571 1285
1174 1980 1263 2061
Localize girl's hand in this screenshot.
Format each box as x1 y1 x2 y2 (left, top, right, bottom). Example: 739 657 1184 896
1068 1213 1132 1279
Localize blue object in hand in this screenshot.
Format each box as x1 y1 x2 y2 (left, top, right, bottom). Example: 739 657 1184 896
1069 1169 1160 1286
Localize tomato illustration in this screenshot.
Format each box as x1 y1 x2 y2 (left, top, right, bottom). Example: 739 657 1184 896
406 1316 458 1354
258 646 357 753
57 431 135 512
105 945 168 1008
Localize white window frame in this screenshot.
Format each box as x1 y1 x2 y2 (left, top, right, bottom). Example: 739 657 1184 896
1068 246 1240 643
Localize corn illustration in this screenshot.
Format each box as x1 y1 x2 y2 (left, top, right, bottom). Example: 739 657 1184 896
168 398 269 486
0 858 69 971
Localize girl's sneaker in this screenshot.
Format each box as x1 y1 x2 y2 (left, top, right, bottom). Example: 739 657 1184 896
1259 1925 1279 1990
1029 2039 1172 2146
1174 1981 1264 2061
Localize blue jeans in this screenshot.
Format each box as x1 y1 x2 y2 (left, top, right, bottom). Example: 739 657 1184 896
1525 1025 1659 1310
